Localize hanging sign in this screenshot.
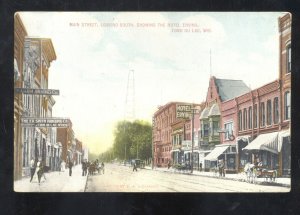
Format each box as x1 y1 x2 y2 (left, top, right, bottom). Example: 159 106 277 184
21 117 70 127
15 88 60 95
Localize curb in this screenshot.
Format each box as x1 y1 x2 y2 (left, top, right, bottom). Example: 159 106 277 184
144 167 290 188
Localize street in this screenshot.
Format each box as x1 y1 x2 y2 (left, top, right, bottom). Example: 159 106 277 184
85 163 290 192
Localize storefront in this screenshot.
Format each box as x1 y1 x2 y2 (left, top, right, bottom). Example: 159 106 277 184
204 144 237 172
242 131 290 176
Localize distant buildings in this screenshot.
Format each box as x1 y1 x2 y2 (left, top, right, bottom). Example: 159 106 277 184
152 13 291 177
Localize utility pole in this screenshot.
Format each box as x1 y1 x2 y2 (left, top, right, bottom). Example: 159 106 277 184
191 105 200 174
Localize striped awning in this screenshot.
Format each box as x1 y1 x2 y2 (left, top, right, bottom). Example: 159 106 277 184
243 132 279 154
204 145 229 161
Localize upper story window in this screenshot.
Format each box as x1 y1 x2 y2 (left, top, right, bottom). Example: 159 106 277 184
284 91 291 120
286 43 291 74
243 108 247 130
224 122 233 140
212 121 219 136
253 104 258 128
260 102 265 127
267 100 272 126
273 97 279 124
204 123 209 137
238 110 242 131
248 107 252 129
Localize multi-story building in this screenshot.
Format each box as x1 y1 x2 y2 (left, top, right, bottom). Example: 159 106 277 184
231 13 291 176
14 13 27 180
20 36 57 177
153 102 201 167
75 138 83 165
14 13 60 179
278 12 291 176
57 120 75 163
201 76 251 170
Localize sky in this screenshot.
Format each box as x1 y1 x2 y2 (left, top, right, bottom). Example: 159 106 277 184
19 12 285 154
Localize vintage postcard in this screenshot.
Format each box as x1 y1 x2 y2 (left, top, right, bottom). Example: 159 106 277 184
13 12 291 192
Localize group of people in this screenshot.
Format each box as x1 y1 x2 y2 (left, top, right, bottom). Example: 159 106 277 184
29 157 46 185
81 159 105 176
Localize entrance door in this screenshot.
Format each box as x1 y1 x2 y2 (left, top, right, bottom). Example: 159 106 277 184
281 137 291 176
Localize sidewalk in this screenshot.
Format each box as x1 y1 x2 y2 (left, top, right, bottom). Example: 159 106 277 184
144 166 291 188
14 165 88 192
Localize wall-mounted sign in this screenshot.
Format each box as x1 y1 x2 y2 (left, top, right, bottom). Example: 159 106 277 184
176 104 192 119
15 88 59 95
21 117 70 127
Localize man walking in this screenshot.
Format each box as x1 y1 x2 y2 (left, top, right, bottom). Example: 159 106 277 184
68 159 73 176
133 162 138 172
29 157 36 182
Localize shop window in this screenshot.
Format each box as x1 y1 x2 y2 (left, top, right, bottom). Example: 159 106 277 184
273 97 279 124
248 107 252 129
260 102 265 127
238 111 242 131
286 43 291 74
243 108 247 130
267 100 272 125
284 91 291 120
253 104 258 128
224 122 233 140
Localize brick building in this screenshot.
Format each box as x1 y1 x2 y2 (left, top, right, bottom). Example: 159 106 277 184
201 76 250 170
14 13 27 180
57 120 75 163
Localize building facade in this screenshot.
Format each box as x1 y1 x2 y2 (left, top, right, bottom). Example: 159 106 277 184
201 76 251 170
57 120 75 163
14 13 27 180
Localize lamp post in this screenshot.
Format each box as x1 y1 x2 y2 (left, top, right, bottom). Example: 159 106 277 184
190 105 200 174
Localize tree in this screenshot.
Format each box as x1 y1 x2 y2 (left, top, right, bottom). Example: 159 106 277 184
112 120 152 161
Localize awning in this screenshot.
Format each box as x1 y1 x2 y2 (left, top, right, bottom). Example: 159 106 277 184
243 132 279 154
278 129 290 152
204 145 229 161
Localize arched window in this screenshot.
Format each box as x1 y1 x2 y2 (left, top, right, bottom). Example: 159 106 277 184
260 102 265 127
238 110 242 131
248 107 252 129
253 104 258 128
284 91 291 120
286 43 291 73
273 97 279 124
267 100 272 125
243 108 247 130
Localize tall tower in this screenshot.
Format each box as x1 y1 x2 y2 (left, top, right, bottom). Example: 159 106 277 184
124 69 135 121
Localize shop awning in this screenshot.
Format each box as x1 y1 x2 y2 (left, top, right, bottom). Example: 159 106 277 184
278 129 290 152
243 132 279 154
204 145 229 161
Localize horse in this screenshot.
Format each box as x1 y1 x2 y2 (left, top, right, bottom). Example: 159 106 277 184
244 162 257 184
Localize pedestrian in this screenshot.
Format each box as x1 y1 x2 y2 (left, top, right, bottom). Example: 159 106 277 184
218 159 225 177
200 162 203 172
133 162 138 172
36 159 45 185
68 160 73 176
167 161 171 169
82 159 87 176
101 162 105 174
29 157 36 182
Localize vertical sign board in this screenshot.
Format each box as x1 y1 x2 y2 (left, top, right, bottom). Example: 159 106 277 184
176 104 192 119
